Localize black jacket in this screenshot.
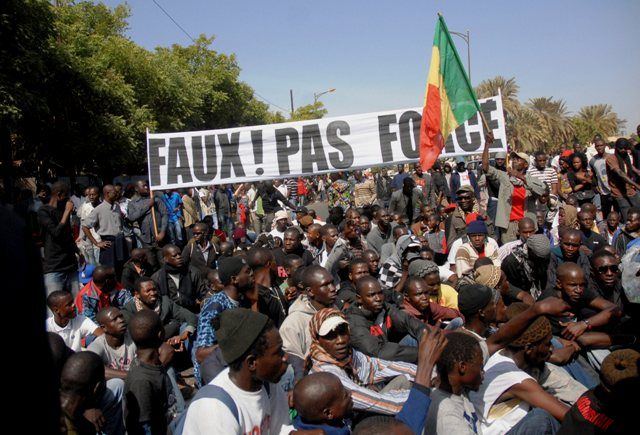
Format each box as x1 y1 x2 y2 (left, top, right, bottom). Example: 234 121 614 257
121 295 197 339
345 302 426 363
151 266 208 312
182 239 218 277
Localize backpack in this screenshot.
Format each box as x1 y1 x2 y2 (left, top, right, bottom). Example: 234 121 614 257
169 385 239 435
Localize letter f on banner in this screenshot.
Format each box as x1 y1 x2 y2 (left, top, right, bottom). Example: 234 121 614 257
419 14 481 170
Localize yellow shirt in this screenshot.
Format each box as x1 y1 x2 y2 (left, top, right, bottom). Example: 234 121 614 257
429 283 458 309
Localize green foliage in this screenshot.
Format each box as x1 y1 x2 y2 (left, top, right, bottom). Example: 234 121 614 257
1 0 276 180
289 101 328 121
475 76 625 152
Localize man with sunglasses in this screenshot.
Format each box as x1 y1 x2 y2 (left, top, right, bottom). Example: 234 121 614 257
182 222 218 277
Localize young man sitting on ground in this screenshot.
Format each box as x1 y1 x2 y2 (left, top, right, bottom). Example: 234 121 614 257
46 290 103 352
88 307 137 380
402 276 462 326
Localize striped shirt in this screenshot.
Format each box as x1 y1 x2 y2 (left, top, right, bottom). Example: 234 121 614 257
527 166 557 190
309 349 416 415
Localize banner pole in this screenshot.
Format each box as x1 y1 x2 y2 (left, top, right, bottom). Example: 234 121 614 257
150 189 159 239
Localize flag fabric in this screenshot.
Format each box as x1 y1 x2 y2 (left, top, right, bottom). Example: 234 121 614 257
419 15 481 170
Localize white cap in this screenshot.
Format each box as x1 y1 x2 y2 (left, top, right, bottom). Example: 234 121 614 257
318 316 349 337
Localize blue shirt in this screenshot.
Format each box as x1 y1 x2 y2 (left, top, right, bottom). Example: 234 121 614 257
192 291 239 386
162 192 183 223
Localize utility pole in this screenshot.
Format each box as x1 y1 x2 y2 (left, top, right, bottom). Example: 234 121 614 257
290 89 294 117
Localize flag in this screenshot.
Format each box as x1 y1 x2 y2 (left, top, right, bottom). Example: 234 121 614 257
419 14 481 170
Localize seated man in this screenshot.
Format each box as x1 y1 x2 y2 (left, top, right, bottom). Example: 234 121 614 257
475 264 535 306
121 248 153 292
362 249 380 277
122 277 197 358
559 349 639 433
46 290 103 352
402 276 462 326
455 218 500 278
408 259 460 311
502 234 552 301
88 307 137 380
278 254 304 304
539 263 622 366
151 244 208 312
468 305 569 434
577 210 608 255
307 308 442 416
548 229 592 291
75 265 132 323
273 227 315 267
336 258 370 310
192 257 255 386
378 234 422 293
346 276 426 363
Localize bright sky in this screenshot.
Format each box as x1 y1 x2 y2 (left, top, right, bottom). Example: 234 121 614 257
103 0 639 135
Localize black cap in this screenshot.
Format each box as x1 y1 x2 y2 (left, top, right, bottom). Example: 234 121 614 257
214 308 269 364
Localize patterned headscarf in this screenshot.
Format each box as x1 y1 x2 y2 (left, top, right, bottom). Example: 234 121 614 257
561 205 578 229
306 308 359 383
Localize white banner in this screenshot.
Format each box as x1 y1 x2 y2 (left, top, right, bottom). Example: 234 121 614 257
147 95 506 189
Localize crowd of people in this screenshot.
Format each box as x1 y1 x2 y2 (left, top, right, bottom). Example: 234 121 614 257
19 127 640 434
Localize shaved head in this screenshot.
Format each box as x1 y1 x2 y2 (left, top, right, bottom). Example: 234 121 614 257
293 372 344 423
60 351 104 395
128 310 163 349
557 262 584 281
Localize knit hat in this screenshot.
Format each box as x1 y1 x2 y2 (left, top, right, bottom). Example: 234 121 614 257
474 265 501 289
218 256 248 285
408 259 440 278
467 218 488 235
458 284 494 318
600 349 640 391
505 302 552 348
214 308 269 364
275 210 289 222
526 234 551 258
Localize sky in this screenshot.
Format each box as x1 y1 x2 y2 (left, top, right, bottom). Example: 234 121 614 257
103 0 640 135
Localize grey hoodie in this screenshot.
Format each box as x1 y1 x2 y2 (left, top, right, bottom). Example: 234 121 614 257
279 294 318 359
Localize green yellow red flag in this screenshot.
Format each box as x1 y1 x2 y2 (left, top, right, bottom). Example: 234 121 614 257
419 14 481 170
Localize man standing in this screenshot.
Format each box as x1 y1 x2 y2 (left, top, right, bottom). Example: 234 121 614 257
527 151 558 195
162 189 183 247
391 164 410 191
127 180 168 266
38 181 84 297
213 185 232 237
450 157 479 203
78 186 101 265
255 181 296 231
182 222 218 277
482 138 546 244
589 138 616 219
389 177 420 224
353 170 377 207
486 152 507 234
413 163 436 208
83 185 127 275
605 138 640 221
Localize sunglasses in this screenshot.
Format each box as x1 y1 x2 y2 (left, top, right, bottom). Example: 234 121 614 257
596 265 619 274
193 232 204 235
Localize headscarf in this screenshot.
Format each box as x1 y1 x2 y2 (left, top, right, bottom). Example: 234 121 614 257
306 308 359 383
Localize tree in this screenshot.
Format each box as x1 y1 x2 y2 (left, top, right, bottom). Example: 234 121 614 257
289 101 328 121
571 104 625 145
475 76 520 118
526 97 574 150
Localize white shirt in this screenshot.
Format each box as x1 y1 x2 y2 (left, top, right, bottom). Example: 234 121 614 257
46 315 99 352
448 237 499 266
182 368 290 435
458 170 471 187
468 351 533 435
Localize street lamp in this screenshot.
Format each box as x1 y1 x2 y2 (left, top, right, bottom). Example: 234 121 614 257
450 30 471 82
314 88 336 104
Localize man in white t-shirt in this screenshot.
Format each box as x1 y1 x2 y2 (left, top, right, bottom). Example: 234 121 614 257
468 303 569 435
182 308 290 434
46 290 102 352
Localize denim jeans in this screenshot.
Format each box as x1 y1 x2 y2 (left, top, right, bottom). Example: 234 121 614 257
615 192 640 221
100 378 125 435
44 271 80 298
167 220 184 245
551 338 599 389
505 408 560 435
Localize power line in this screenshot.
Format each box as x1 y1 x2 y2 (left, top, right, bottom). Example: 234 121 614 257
151 0 196 43
150 0 288 114
253 91 290 113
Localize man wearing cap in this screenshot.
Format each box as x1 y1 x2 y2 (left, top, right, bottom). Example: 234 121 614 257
269 209 290 242
346 276 426 363
183 309 290 434
444 184 495 251
450 157 480 203
378 234 422 294
192 256 255 386
501 234 552 302
454 218 500 278
482 135 547 244
254 181 297 233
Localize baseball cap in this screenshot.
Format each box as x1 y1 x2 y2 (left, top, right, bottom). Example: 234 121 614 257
318 315 349 336
79 264 96 284
456 185 475 195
